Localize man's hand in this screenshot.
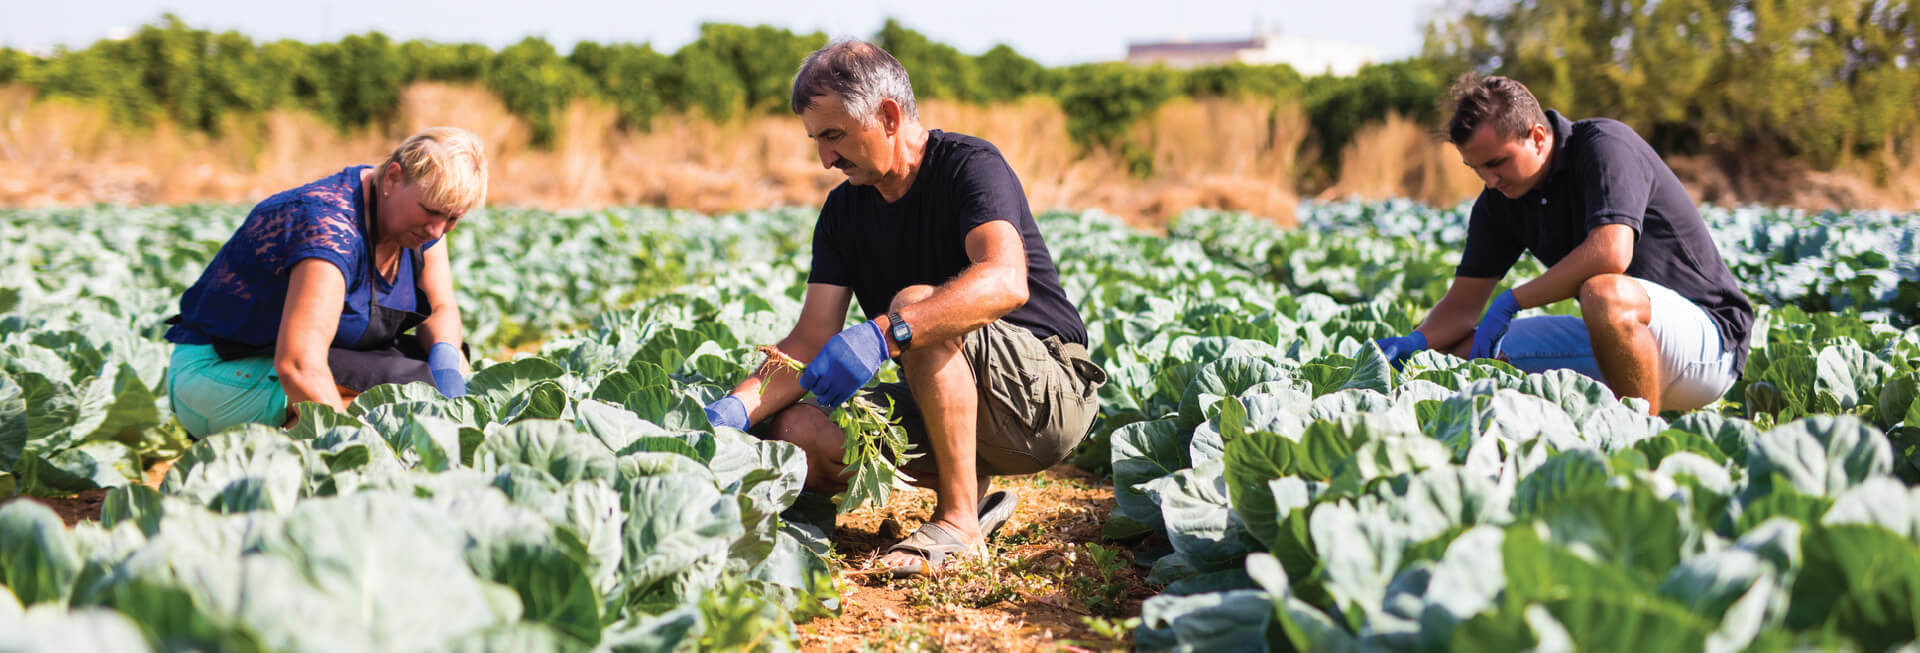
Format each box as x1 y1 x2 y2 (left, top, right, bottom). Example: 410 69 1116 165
1375 332 1427 370
704 395 750 431
1469 290 1522 360
800 321 889 408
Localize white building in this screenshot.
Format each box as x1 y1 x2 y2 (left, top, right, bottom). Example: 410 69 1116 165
1126 31 1381 76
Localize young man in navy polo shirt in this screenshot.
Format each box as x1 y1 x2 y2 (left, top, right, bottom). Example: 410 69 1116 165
1375 75 1753 414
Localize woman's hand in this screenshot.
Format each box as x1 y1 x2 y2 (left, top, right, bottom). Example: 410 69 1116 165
416 236 470 376
427 342 467 398
276 259 349 411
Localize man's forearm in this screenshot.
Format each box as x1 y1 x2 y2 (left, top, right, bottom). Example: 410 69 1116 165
1413 276 1503 353
734 333 824 424
888 264 1026 352
1515 244 1628 308
1515 225 1635 307
1417 302 1480 352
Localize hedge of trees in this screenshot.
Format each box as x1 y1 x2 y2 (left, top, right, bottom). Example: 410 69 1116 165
0 15 1443 172
1428 0 1919 169
3 6 1912 173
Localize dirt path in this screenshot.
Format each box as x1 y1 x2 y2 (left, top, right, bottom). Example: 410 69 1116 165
802 465 1150 652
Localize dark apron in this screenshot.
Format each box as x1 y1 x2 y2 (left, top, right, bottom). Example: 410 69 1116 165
323 246 436 393
173 177 444 393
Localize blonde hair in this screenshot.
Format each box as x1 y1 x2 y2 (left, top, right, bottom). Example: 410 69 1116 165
381 126 488 214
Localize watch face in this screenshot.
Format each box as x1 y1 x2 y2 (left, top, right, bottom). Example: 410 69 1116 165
892 321 910 342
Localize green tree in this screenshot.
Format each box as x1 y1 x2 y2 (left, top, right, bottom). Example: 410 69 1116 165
484 37 594 145
259 39 334 124
1183 63 1305 100
569 41 673 129
402 40 490 82
666 45 748 121
0 48 35 85
312 32 407 128
1054 62 1181 174
681 23 825 115
30 38 157 126
974 44 1054 101
874 19 981 101
1426 0 1920 168
1303 58 1449 174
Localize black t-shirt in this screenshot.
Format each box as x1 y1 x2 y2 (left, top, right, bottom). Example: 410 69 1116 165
808 129 1088 345
1456 110 1754 375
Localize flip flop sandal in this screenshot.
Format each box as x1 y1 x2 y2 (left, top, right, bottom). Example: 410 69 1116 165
885 522 985 578
977 489 1019 541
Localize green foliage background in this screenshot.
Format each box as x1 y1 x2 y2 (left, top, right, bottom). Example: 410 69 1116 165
1427 0 1920 169
3 5 1913 172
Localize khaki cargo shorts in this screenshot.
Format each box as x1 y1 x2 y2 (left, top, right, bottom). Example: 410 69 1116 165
824 320 1107 477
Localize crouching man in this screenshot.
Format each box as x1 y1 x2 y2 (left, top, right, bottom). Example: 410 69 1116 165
1376 75 1753 413
703 41 1106 576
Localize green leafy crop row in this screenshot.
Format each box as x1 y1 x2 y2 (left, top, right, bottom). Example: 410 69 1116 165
5 200 1920 651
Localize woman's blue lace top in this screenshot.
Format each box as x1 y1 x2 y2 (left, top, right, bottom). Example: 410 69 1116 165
166 166 427 350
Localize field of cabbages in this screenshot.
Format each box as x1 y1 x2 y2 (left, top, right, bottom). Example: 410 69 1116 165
3 200 1918 651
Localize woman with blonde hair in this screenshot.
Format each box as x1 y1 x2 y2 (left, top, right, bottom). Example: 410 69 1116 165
164 126 488 437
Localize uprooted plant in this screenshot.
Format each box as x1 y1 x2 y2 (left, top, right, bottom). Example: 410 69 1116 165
757 345 919 514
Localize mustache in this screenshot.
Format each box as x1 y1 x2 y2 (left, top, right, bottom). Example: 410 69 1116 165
832 159 854 170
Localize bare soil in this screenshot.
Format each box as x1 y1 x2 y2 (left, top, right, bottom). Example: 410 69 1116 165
1 459 172 527
801 464 1151 652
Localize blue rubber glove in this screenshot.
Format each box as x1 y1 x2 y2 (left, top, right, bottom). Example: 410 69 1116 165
1469 290 1523 360
800 321 889 408
1375 331 1427 370
428 342 467 398
704 395 750 431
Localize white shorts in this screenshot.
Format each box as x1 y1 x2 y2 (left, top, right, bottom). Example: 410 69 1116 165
1497 278 1737 411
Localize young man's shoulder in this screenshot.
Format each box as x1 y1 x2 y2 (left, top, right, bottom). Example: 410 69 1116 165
1568 117 1653 153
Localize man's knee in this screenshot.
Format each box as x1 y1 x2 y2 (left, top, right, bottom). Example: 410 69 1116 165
1579 274 1651 326
890 285 936 312
762 404 851 488
763 404 835 451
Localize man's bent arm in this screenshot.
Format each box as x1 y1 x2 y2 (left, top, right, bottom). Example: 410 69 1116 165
730 283 854 424
880 220 1028 354
1511 224 1635 308
1418 276 1502 352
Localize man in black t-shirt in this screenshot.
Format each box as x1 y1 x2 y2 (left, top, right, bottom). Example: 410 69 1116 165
701 41 1107 577
1374 76 1753 414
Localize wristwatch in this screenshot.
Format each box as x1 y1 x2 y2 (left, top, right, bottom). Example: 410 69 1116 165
886 311 913 352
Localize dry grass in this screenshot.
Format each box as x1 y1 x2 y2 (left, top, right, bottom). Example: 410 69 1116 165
1668 131 1920 211
1319 111 1483 207
4 83 1916 219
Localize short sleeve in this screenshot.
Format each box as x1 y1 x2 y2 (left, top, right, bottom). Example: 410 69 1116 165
952 149 1027 234
280 188 361 279
1577 129 1654 235
1454 195 1525 278
806 195 851 287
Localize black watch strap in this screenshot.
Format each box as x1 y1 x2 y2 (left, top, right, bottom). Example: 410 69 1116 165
886 311 912 351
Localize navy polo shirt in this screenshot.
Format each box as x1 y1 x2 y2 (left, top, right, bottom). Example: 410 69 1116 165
1456 110 1754 375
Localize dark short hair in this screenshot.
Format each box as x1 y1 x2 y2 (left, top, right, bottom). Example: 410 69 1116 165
1445 74 1548 145
790 40 918 123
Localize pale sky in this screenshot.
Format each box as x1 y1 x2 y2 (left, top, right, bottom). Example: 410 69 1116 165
3 0 1444 67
